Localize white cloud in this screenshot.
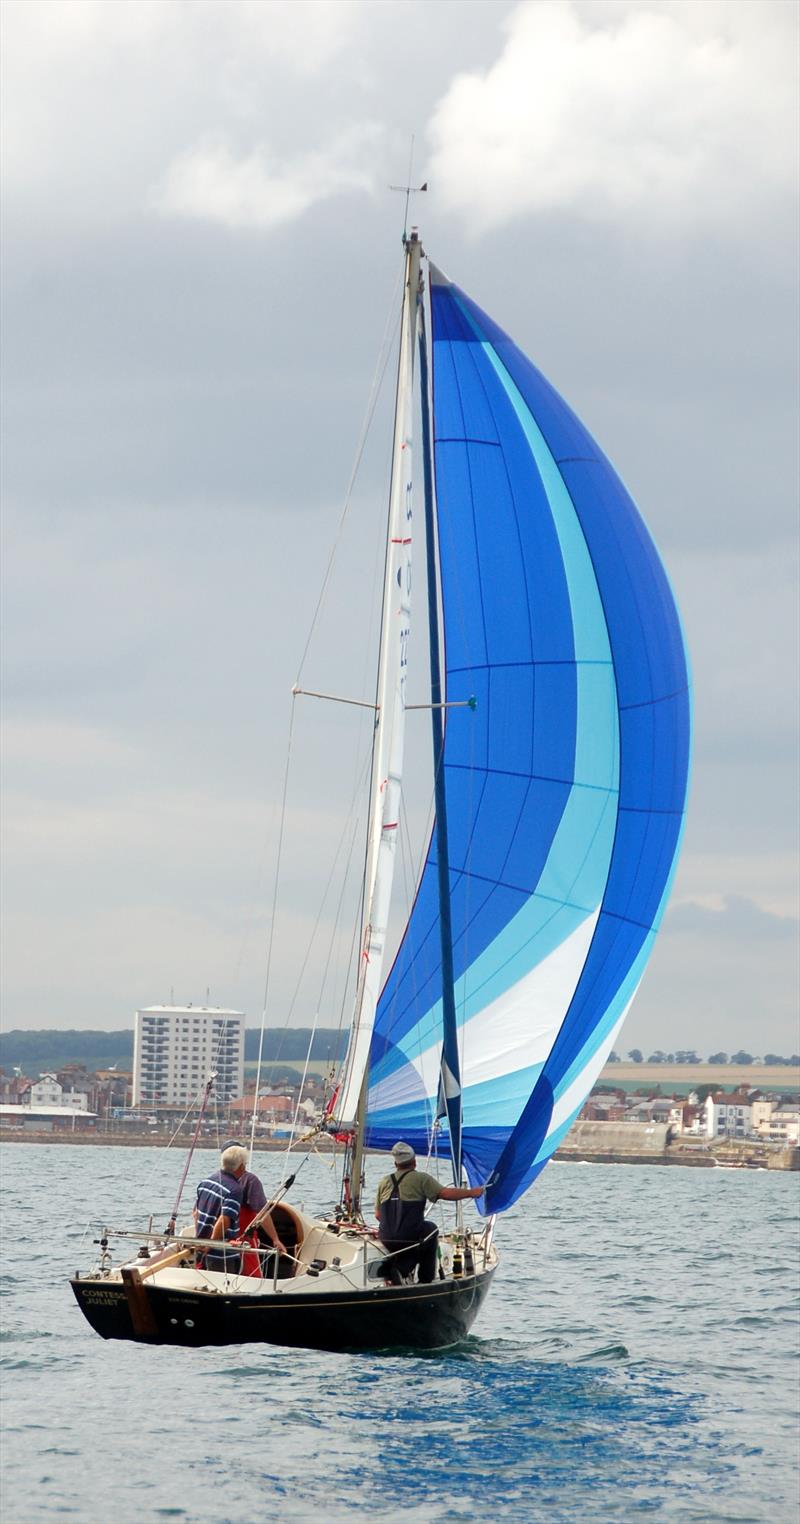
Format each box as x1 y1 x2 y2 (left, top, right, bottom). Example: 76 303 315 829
428 0 798 232
150 126 381 231
1 0 369 217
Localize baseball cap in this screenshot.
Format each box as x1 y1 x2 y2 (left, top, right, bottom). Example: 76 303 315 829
391 1141 416 1164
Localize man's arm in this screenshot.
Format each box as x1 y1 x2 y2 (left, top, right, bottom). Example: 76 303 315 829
257 1208 287 1256
242 1201 287 1255
438 1184 484 1202
209 1212 233 1242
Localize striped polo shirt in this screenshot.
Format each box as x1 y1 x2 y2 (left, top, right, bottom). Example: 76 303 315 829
194 1169 242 1239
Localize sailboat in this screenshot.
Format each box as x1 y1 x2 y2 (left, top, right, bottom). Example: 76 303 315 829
71 229 691 1352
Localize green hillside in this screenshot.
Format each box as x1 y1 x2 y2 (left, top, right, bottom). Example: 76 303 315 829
0 1026 348 1074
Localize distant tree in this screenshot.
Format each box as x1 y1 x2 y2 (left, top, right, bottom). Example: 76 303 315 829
763 1054 786 1066
708 1052 729 1065
790 1056 800 1067
648 1051 667 1064
256 1065 304 1087
695 1083 716 1105
244 1027 349 1062
607 1050 621 1063
675 1050 700 1064
627 1049 643 1063
731 1050 754 1065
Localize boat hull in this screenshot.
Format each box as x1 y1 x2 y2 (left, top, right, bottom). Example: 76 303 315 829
70 1267 496 1352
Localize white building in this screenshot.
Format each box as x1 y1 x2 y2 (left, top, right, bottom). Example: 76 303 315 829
132 1006 244 1108
705 1092 754 1138
751 1098 776 1133
28 1074 88 1111
754 1104 800 1145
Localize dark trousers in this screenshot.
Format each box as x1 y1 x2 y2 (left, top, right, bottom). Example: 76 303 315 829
201 1246 241 1274
383 1221 439 1284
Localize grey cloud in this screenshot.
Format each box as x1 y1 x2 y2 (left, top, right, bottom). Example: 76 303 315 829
663 895 799 941
1 1 797 1050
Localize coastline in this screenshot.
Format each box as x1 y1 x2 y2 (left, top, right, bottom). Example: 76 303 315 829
2 1128 797 1169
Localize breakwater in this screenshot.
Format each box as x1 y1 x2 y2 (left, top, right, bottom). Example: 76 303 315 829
553 1120 799 1169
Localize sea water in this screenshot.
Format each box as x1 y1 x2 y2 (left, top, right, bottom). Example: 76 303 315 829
0 1141 797 1523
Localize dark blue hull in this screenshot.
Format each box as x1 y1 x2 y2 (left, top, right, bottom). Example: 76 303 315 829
70 1267 496 1352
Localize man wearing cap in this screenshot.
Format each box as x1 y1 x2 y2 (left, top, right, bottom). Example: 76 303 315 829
375 1141 484 1285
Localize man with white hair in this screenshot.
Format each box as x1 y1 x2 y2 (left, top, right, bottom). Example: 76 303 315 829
221 1137 287 1272
375 1141 485 1285
194 1144 249 1272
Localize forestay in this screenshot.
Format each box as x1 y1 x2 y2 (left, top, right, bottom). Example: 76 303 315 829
364 262 691 1212
334 237 421 1126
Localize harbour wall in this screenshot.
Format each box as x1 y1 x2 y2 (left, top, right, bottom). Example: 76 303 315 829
555 1121 671 1164
554 1121 799 1170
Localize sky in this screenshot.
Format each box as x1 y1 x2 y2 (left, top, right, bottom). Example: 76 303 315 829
1 0 798 1056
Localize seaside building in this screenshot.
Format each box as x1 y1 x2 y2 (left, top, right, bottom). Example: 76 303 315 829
705 1092 755 1138
132 1005 244 1108
24 1073 89 1111
753 1103 800 1145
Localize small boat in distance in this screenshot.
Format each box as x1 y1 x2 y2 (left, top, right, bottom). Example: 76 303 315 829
72 228 691 1351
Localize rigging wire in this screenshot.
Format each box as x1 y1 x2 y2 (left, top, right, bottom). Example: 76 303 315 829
293 266 403 692
245 266 406 1165
282 1019 317 1176
281 741 373 1030
165 1073 215 1234
335 256 414 1125
248 691 297 1166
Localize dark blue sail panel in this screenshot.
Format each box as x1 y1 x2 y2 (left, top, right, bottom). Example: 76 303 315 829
365 267 691 1211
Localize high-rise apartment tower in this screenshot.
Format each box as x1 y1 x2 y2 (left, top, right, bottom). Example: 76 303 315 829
132 1005 244 1108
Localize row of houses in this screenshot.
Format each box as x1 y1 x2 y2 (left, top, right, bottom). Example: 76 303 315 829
581 1087 800 1144
0 1066 130 1112
0 1061 327 1135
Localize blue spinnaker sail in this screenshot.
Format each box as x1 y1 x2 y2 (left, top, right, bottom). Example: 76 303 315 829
364 264 691 1213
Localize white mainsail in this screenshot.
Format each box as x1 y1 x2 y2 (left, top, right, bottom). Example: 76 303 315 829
334 233 422 1125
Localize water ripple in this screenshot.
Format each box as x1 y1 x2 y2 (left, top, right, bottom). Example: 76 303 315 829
0 1143 798 1524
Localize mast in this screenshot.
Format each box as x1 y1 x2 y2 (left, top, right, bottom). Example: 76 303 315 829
418 289 463 1187
335 230 422 1208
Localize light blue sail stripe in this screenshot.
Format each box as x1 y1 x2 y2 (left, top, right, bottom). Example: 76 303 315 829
456 309 613 672
549 793 691 1114
461 1060 545 1122
527 902 670 1164
368 1056 546 1141
499 750 694 1196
